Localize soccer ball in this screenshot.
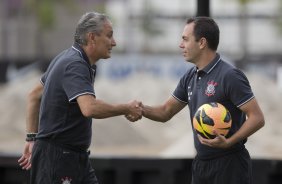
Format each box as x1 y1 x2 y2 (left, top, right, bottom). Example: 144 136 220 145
193 102 232 139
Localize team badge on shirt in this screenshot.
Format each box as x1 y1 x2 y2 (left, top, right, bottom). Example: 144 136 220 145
205 80 218 97
61 177 72 184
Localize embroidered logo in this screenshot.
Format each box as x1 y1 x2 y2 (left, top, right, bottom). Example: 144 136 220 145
205 80 218 97
61 177 72 184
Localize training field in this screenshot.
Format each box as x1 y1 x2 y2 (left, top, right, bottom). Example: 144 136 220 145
0 57 281 160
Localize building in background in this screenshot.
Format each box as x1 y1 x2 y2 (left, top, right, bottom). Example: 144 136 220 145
0 0 281 60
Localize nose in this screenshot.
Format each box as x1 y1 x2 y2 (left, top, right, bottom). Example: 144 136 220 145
179 41 184 48
112 38 117 47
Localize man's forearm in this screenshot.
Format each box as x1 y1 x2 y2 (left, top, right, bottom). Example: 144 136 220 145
89 99 130 119
142 105 170 123
77 95 142 119
26 82 43 133
26 99 40 133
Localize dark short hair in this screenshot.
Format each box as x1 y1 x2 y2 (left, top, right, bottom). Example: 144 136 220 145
74 12 110 45
187 17 220 51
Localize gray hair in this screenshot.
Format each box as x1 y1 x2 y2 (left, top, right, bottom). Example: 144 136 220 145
74 12 110 45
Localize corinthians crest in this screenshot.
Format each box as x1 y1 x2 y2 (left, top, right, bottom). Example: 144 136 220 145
205 80 218 97
61 177 72 184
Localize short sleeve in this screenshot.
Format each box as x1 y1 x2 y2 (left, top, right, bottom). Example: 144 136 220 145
40 56 59 86
224 68 254 107
63 61 95 102
40 73 47 86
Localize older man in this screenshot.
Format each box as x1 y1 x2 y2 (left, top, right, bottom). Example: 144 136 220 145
19 12 142 184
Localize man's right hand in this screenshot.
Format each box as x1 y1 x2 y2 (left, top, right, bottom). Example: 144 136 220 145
125 100 143 122
18 141 34 170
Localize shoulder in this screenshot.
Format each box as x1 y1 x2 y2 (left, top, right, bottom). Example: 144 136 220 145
219 60 251 89
217 59 247 78
60 48 89 70
218 59 236 72
64 60 90 76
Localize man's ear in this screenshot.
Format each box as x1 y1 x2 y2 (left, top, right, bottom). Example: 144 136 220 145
87 32 96 45
199 37 207 49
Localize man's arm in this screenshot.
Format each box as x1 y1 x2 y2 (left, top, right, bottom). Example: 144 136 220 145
227 98 265 146
141 96 186 123
18 81 43 170
198 98 265 148
77 95 142 121
26 82 43 133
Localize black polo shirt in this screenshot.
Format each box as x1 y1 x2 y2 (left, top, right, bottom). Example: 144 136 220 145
173 53 254 159
37 43 96 151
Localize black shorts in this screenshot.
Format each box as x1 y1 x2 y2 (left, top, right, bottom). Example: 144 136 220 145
191 148 252 184
30 140 99 184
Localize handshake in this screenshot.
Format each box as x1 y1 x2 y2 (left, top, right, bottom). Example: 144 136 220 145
125 100 144 122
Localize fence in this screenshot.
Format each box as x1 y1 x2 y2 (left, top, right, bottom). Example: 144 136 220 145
0 154 281 184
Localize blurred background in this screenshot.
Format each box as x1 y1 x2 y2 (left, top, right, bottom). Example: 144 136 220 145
0 0 282 183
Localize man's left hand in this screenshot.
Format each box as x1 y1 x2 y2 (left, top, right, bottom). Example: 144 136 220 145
197 130 231 149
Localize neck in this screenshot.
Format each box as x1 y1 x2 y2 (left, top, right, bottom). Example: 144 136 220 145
82 44 98 65
195 50 216 70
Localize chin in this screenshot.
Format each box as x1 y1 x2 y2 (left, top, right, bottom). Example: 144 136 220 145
184 57 191 61
103 55 111 59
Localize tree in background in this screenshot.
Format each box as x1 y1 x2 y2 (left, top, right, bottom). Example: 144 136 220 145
24 0 77 62
236 0 261 61
141 0 163 53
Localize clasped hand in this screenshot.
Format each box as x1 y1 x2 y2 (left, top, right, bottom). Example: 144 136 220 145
125 100 143 122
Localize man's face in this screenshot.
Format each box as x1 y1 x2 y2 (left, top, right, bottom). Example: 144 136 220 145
179 23 201 63
94 21 116 59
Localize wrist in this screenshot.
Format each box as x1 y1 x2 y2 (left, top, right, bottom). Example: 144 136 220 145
26 133 37 142
142 105 149 117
